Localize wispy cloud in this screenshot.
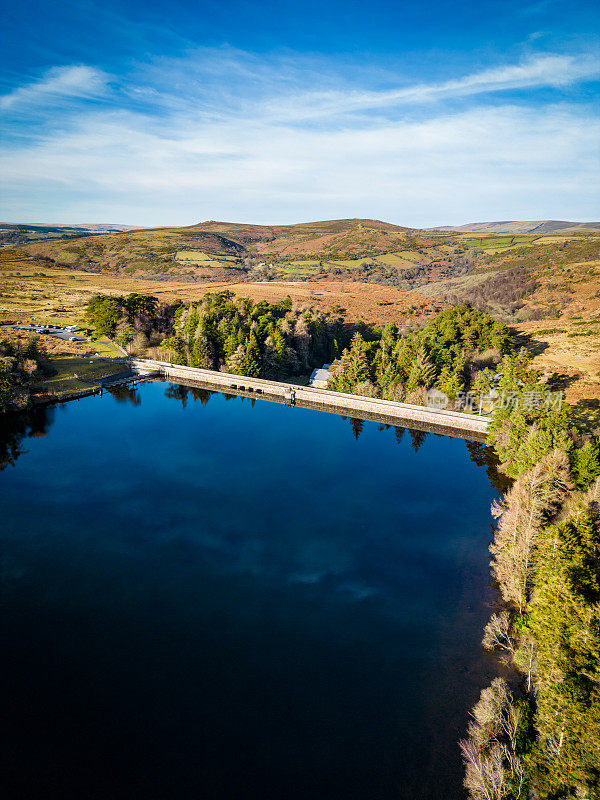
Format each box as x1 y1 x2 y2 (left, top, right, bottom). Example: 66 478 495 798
0 65 109 111
259 53 600 121
1 48 598 224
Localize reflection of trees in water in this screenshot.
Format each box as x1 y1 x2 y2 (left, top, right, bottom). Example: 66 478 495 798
164 383 212 408
464 440 510 493
409 429 427 452
165 384 260 408
350 418 364 440
106 386 141 406
221 393 256 407
159 392 499 486
165 383 189 407
0 406 55 470
344 417 431 450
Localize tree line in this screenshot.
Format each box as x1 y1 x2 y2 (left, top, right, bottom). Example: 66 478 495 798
85 292 179 351
0 337 46 413
460 349 600 799
327 304 511 403
87 290 351 380
85 294 514 397
162 291 350 378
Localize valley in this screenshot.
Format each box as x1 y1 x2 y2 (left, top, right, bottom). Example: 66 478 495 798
3 217 599 405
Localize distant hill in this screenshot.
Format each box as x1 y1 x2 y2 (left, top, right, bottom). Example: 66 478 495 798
0 222 143 245
186 218 412 246
11 216 600 315
429 220 600 234
16 218 422 280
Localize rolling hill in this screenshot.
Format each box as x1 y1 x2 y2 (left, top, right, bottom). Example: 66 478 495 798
15 218 425 280
429 220 600 234
0 222 143 245
11 217 600 306
2 216 599 404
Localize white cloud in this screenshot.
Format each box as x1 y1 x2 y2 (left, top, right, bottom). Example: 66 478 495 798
260 54 600 122
0 65 109 111
0 49 598 224
2 101 598 226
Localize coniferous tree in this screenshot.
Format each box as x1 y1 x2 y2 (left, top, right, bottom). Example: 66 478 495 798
528 506 600 795
571 440 600 490
241 335 262 378
346 332 371 386
224 332 238 359
225 344 245 374
407 345 436 390
190 336 210 368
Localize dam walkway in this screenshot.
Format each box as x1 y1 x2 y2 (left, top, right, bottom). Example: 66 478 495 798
131 358 490 441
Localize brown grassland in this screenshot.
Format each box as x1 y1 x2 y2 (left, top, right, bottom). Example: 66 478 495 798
0 250 443 328
2 219 599 406
512 258 600 404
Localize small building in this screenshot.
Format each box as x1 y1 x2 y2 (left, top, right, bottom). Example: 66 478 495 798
426 388 449 410
308 364 331 389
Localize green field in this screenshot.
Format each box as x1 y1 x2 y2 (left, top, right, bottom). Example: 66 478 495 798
459 235 539 252
175 250 214 263
278 260 322 273
36 356 126 396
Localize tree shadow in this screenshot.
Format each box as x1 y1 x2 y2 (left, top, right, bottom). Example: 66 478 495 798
513 331 550 357
571 398 600 434
545 372 580 392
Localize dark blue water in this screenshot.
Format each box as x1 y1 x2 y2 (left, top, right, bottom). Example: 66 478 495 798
0 383 502 800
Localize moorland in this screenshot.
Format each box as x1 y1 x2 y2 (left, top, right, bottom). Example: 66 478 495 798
2 217 598 405
2 216 600 800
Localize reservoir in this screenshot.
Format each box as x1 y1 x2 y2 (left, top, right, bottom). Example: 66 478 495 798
0 381 503 799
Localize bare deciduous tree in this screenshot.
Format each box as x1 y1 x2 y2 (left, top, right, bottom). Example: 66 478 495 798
468 678 512 749
461 678 526 800
490 449 572 611
482 611 515 656
460 739 509 800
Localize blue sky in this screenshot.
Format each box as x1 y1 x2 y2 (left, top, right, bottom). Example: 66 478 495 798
0 0 599 226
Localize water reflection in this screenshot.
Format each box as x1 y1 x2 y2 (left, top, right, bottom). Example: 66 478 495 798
165 382 215 407
106 385 141 405
0 381 502 800
464 439 509 493
0 387 506 495
409 428 427 452
0 406 55 470
350 416 364 439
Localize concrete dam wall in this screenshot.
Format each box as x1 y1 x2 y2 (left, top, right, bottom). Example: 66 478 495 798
131 359 490 441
